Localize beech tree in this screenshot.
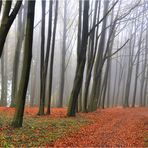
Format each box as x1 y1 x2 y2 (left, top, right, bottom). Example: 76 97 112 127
11 1 27 107
38 0 46 115
0 0 22 58
58 0 67 108
11 0 36 128
46 0 59 115
67 0 89 116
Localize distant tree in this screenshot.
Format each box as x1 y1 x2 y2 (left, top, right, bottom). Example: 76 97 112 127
58 0 67 108
143 21 148 107
124 21 136 108
132 13 144 107
11 1 27 107
0 43 8 106
11 0 36 128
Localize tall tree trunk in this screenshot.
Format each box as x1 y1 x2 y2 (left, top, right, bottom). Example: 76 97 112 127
143 24 148 107
67 0 89 117
132 14 144 107
38 0 46 115
38 0 53 114
11 2 27 107
140 22 148 106
11 0 36 128
83 0 100 112
46 0 58 115
88 0 109 112
58 0 67 107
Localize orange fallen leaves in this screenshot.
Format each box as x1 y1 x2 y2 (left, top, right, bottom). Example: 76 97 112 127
54 107 148 147
0 107 147 147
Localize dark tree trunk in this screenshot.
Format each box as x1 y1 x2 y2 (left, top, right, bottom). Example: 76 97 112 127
88 0 109 112
38 0 46 115
83 0 100 112
46 0 58 115
67 0 89 117
0 0 22 58
38 0 53 115
11 0 36 128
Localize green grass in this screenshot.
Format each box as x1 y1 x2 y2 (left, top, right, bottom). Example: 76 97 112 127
0 112 89 147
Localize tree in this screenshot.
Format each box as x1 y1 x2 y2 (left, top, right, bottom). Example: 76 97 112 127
83 0 100 112
0 0 22 58
88 0 109 112
46 0 59 115
11 0 36 128
58 0 67 108
11 1 27 107
67 0 89 116
38 0 53 115
38 0 46 115
0 41 8 106
132 13 144 107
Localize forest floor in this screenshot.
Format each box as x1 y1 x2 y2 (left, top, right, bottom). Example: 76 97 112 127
0 107 147 147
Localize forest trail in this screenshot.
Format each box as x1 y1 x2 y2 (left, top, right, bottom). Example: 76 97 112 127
54 108 148 147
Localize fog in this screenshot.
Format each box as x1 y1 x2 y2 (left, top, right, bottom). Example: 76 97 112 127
0 0 148 110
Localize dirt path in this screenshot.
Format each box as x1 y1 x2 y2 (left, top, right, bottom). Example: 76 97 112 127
54 108 148 147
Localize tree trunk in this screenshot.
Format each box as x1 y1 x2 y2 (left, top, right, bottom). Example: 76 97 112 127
11 2 27 107
67 0 89 116
83 0 100 112
11 0 36 128
38 0 46 115
132 14 144 107
0 0 22 58
88 0 109 112
46 0 58 115
58 0 67 107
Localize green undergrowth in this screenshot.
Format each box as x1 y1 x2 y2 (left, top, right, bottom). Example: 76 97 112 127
0 112 89 147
